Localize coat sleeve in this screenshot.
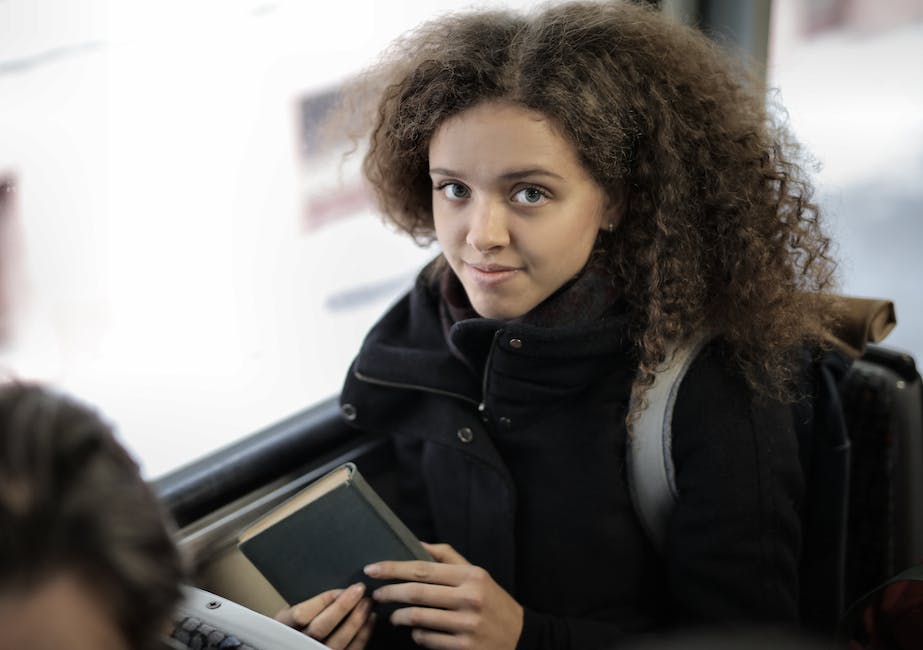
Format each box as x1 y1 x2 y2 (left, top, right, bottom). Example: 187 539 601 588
518 347 804 649
665 345 804 624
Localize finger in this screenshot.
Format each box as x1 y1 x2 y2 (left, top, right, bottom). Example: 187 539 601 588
372 581 458 609
274 589 342 627
345 613 376 650
323 597 372 650
391 605 474 635
304 583 366 639
421 542 470 565
364 559 468 586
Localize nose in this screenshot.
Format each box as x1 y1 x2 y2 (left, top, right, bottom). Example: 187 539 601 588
466 199 510 253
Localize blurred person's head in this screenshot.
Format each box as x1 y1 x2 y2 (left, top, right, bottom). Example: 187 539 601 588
0 382 185 650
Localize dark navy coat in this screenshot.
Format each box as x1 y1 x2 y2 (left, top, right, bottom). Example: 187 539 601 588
340 268 803 649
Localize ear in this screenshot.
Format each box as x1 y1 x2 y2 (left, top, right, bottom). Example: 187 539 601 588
599 189 626 233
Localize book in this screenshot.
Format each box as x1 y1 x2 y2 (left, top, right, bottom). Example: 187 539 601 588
237 462 432 608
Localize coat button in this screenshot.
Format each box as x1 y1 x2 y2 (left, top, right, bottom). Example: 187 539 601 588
509 338 523 349
341 403 357 421
457 427 474 443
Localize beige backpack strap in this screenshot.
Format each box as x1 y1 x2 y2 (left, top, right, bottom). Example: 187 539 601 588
627 332 713 553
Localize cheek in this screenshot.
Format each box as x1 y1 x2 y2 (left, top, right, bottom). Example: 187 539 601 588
534 219 602 278
433 211 462 251
572 200 606 251
544 215 601 261
433 217 449 252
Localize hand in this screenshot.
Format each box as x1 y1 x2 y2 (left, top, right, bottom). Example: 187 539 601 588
365 542 523 650
274 583 375 650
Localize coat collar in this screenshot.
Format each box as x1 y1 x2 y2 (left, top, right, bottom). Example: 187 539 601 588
351 258 637 404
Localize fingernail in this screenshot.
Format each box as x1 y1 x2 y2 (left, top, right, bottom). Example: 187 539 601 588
357 598 371 614
350 582 366 596
364 564 380 577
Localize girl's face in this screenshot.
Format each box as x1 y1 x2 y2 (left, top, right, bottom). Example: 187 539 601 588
429 102 616 320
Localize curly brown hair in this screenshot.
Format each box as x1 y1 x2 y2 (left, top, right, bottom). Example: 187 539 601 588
351 0 838 408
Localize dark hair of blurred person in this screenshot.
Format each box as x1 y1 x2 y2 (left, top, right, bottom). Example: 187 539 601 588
0 382 185 650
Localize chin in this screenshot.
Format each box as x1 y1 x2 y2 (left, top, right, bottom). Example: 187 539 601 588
471 301 530 321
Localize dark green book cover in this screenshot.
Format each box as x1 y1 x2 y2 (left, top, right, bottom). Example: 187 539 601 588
238 462 431 607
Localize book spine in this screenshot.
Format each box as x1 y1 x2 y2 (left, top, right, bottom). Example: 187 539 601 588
349 469 432 562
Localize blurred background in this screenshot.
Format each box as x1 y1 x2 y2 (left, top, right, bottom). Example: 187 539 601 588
1 0 921 478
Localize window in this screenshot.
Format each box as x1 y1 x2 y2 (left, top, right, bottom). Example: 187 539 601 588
0 175 19 346
4 1 919 479
768 0 923 357
0 1 535 478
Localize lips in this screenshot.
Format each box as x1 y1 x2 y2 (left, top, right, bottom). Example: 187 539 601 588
464 261 522 286
468 262 520 273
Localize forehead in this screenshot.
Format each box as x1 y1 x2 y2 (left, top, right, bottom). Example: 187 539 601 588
429 102 584 175
0 573 129 650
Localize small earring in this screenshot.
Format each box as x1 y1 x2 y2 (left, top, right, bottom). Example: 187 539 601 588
607 222 615 233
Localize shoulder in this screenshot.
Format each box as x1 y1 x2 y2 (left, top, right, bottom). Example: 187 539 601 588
674 340 752 428
359 260 444 350
670 339 800 476
664 339 804 621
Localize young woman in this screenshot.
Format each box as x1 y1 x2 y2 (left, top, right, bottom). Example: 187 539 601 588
277 2 837 648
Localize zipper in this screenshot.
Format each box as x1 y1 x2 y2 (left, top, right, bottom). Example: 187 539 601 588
477 329 503 422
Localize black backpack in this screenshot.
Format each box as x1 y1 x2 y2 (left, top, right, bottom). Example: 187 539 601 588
626 296 923 637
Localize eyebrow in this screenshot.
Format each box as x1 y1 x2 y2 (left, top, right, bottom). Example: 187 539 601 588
429 167 564 181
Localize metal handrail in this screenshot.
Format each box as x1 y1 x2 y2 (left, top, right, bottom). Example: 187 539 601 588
154 395 356 528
